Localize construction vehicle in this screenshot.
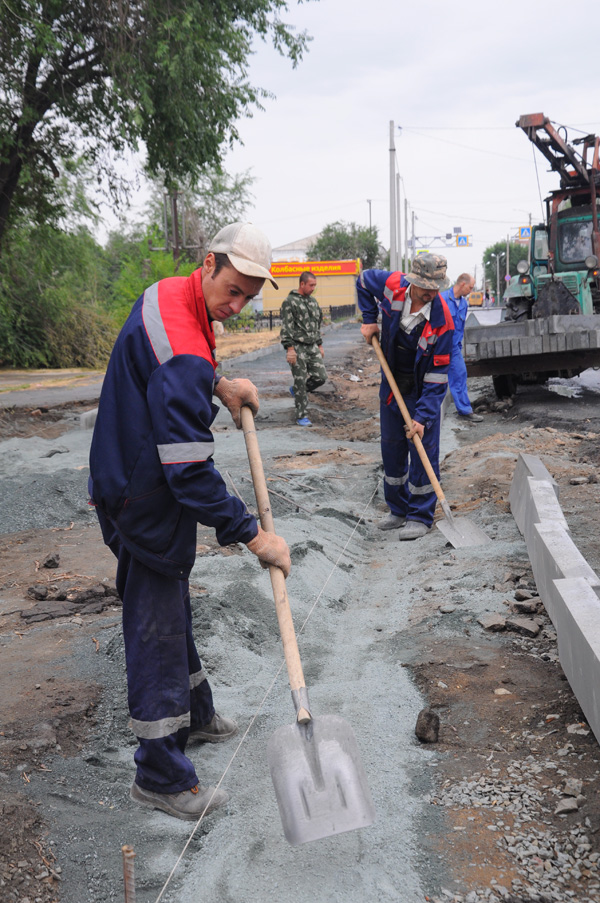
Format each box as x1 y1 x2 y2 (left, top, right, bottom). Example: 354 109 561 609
464 113 600 398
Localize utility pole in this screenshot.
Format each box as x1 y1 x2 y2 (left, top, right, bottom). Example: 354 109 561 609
404 198 409 268
171 191 181 262
389 121 397 271
496 255 500 303
163 193 170 252
367 199 372 230
411 210 415 262
396 173 402 272
506 232 510 282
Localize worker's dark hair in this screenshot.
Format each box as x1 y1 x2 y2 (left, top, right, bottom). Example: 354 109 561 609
456 273 473 285
213 252 233 276
299 271 316 284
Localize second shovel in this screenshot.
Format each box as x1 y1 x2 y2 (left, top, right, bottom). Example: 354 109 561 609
371 336 490 548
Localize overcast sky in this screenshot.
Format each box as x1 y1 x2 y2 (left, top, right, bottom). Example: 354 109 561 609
109 0 599 288
216 0 600 286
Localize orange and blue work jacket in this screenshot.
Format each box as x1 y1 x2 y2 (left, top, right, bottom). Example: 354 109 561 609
356 269 454 426
89 269 258 579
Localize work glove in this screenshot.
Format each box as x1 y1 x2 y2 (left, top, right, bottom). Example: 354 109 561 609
214 377 258 429
360 323 380 344
246 526 291 578
286 347 297 365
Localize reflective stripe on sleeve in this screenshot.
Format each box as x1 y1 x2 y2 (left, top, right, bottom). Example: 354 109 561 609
129 711 190 739
157 442 215 463
408 481 434 495
423 372 448 384
383 285 394 303
142 282 173 364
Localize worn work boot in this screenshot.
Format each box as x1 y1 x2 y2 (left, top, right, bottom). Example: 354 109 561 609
459 412 483 423
130 781 228 820
376 513 407 531
189 712 238 744
296 417 312 427
397 520 431 541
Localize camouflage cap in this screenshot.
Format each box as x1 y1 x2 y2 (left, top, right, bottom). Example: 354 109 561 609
405 253 450 291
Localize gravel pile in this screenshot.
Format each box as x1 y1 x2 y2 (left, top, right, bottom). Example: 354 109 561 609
427 760 600 903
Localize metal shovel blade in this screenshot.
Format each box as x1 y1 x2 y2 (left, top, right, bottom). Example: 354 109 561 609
267 714 375 846
436 516 491 548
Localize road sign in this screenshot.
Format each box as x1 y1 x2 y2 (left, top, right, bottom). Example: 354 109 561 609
505 274 511 282
519 226 531 240
416 249 430 255
456 235 469 247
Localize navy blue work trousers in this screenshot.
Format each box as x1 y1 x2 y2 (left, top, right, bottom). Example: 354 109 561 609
97 509 215 793
380 396 440 527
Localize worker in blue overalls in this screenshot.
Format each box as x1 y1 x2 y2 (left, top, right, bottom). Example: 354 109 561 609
89 223 291 821
441 273 483 423
357 254 454 540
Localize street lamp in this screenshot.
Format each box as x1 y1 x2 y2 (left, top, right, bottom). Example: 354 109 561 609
488 252 506 304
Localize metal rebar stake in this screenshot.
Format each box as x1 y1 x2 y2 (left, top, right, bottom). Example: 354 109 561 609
122 845 136 903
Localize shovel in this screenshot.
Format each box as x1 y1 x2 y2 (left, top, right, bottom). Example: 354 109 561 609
241 406 375 846
371 336 490 548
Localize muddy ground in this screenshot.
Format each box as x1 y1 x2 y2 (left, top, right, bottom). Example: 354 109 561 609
2 323 600 903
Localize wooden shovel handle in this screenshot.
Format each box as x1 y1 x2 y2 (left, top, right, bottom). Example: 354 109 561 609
241 406 310 719
371 335 447 507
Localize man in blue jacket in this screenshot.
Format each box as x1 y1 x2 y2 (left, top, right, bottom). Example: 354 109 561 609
441 273 483 423
357 254 454 540
89 223 291 821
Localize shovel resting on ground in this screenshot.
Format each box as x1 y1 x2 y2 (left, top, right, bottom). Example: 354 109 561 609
371 336 490 548
241 406 375 846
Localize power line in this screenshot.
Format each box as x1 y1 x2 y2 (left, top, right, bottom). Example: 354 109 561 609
399 128 530 163
414 205 525 226
400 122 600 132
401 125 513 131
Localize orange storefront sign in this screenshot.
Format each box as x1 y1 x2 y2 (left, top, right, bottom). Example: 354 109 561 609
270 259 361 278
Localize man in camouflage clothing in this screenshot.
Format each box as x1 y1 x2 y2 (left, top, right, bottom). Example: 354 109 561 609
280 271 327 426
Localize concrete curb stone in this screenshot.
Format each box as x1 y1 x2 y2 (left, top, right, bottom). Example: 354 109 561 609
510 451 600 744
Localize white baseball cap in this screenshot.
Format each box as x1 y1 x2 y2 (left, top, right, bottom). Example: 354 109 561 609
208 222 278 289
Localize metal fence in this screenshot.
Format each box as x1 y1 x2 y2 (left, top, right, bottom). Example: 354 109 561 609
251 303 357 331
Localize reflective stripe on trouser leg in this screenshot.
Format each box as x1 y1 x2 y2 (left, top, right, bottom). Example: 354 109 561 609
380 400 410 518
448 349 472 415
290 343 327 419
115 546 214 794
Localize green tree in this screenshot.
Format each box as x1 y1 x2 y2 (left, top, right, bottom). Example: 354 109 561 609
0 0 314 247
145 167 255 262
0 223 117 368
107 231 197 327
307 221 384 268
483 240 528 297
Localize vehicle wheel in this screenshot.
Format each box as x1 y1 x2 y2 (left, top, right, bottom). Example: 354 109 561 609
504 299 530 322
493 374 517 399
